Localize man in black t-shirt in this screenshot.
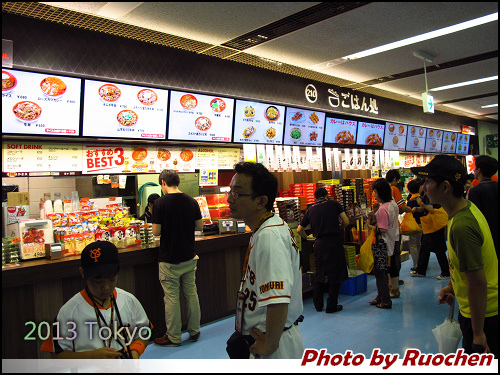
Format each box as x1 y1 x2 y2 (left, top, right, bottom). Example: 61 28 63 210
468 155 498 257
297 188 349 313
151 170 203 347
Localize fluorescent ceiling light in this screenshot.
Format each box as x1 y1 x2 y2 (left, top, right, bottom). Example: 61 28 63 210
96 2 143 19
481 103 498 108
313 12 498 68
430 75 498 91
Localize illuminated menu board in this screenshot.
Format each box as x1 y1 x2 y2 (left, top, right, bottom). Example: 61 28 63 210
424 128 444 153
2 69 81 136
283 107 325 146
168 91 234 143
324 117 357 145
441 131 458 153
233 100 285 144
356 121 385 146
383 122 407 151
456 133 470 154
406 125 427 152
82 80 168 139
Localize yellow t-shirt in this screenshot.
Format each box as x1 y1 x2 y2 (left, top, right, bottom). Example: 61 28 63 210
447 201 498 318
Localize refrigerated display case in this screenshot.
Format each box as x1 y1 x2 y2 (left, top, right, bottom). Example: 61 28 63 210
204 194 230 221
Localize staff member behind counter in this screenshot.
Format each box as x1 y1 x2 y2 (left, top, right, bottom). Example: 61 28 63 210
138 193 160 223
297 187 349 314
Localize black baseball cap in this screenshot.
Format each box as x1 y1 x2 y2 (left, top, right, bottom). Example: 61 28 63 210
410 155 467 185
81 241 120 279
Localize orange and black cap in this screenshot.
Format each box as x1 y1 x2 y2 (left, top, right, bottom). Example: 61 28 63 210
81 241 119 279
411 155 467 185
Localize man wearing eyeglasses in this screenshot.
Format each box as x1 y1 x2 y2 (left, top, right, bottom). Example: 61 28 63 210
226 162 304 359
152 169 203 347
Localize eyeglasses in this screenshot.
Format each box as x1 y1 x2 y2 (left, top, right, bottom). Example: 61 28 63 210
225 190 253 200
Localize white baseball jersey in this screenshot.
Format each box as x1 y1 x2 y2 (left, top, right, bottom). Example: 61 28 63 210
242 214 304 359
41 288 151 354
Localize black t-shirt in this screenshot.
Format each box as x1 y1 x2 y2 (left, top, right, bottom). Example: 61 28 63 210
151 193 202 264
300 199 345 239
468 180 498 253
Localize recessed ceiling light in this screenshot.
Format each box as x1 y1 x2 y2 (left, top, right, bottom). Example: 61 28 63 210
430 76 498 91
481 103 498 108
96 2 143 19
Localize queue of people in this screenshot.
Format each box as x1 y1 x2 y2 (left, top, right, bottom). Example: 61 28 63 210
39 155 498 359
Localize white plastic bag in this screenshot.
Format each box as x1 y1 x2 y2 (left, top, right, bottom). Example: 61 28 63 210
432 299 462 354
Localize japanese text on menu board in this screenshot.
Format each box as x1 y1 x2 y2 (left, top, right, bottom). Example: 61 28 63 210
168 91 234 143
324 117 357 144
283 107 325 147
356 122 384 146
233 100 285 145
2 69 81 136
82 80 168 140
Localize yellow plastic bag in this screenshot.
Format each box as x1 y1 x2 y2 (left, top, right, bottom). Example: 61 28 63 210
401 212 422 235
421 207 448 234
358 227 375 273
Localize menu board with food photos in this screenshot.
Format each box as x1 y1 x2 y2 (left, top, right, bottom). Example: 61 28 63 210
2 69 82 136
383 122 407 151
442 131 458 153
424 128 444 153
168 90 234 143
233 100 285 144
82 79 168 140
283 107 325 147
456 133 470 154
324 117 357 145
356 121 385 147
406 125 427 152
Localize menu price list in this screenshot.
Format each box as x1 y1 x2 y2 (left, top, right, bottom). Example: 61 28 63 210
168 91 234 143
233 100 285 145
442 131 458 153
406 126 427 152
2 142 82 173
2 69 82 136
283 107 325 147
383 122 407 151
82 80 168 140
456 133 470 154
424 129 444 153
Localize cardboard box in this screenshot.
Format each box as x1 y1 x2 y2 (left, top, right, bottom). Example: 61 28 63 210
7 192 29 206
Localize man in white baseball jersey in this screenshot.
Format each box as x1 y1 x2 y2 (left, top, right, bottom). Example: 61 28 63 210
227 162 304 359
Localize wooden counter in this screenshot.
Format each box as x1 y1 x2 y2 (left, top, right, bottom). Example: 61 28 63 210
2 232 251 359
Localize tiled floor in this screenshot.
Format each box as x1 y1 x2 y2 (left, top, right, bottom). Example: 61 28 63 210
142 254 455 359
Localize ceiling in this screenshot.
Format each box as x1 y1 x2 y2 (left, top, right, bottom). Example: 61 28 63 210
4 2 499 123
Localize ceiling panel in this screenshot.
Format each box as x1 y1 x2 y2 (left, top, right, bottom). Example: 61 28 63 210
19 2 500 123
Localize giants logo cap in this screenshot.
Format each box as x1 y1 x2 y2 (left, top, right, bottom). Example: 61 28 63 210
410 154 467 185
81 241 119 278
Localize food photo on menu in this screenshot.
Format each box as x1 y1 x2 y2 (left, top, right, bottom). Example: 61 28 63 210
2 68 82 136
456 133 470 154
323 117 357 145
283 107 325 147
355 121 385 147
233 100 285 144
405 125 427 152
168 91 234 143
81 80 168 140
441 131 458 153
424 128 443 153
383 122 407 151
